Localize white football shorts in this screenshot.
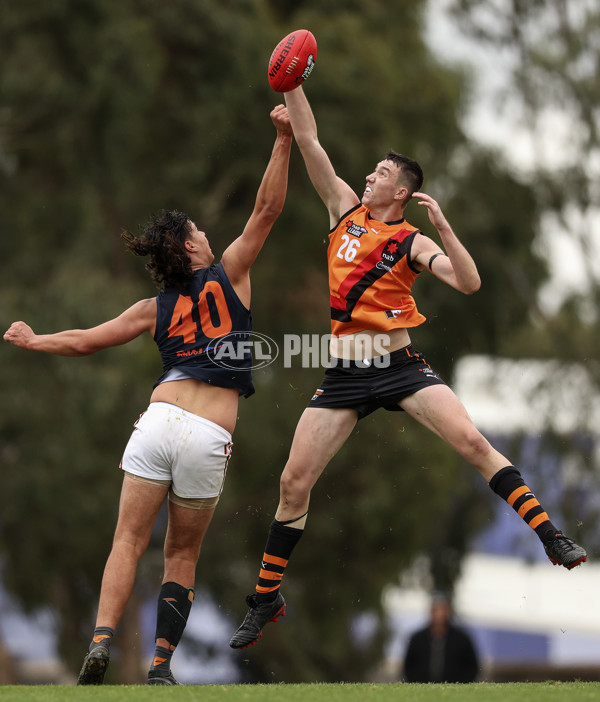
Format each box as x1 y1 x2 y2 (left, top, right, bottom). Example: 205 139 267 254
120 401 233 501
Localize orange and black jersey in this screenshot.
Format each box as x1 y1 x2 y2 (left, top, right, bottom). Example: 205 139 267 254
328 204 426 336
154 262 254 397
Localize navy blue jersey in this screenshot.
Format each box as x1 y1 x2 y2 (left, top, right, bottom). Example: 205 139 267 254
153 263 254 397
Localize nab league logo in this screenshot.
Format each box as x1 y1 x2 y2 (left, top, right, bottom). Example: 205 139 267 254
300 53 316 82
345 220 367 238
207 331 279 370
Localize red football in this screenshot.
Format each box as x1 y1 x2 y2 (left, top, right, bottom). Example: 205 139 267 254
267 29 317 93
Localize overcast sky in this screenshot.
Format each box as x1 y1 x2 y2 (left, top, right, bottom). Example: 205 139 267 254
425 0 600 316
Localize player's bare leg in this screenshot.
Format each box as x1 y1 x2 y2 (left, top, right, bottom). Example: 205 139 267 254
147 501 216 686
78 475 168 685
276 407 358 520
401 384 586 568
400 384 508 481
230 407 357 648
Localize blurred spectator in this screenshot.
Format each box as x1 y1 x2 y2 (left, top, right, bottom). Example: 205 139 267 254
403 593 479 683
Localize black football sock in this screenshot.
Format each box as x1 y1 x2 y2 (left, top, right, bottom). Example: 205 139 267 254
255 514 307 603
155 581 194 648
489 466 558 543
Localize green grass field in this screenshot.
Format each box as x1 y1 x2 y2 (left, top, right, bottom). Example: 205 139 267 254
0 682 598 702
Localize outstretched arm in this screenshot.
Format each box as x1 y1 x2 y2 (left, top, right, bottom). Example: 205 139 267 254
3 298 157 356
221 105 293 303
410 192 481 294
284 86 359 227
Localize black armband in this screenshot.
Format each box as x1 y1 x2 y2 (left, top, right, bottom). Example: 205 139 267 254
428 253 444 270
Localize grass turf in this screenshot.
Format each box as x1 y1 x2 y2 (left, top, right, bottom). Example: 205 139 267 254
0 682 598 701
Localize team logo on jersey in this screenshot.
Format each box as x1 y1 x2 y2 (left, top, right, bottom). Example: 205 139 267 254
345 220 367 238
376 240 403 274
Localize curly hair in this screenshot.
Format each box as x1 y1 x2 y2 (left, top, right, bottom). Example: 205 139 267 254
122 210 194 288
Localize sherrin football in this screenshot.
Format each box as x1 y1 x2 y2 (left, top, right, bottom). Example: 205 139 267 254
268 29 317 93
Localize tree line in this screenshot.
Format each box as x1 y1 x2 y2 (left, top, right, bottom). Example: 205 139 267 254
0 0 596 683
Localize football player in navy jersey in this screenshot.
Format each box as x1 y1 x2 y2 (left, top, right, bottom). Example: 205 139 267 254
4 105 293 685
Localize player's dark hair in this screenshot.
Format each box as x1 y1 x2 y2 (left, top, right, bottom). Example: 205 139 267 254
384 151 424 201
122 209 194 288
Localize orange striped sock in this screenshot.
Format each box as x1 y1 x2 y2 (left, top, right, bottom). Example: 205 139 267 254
489 466 557 543
255 518 305 603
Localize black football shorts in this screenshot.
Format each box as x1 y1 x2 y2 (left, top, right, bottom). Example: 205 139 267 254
306 344 447 419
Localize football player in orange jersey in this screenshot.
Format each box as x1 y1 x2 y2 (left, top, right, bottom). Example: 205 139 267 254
229 87 585 650
5 106 293 684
